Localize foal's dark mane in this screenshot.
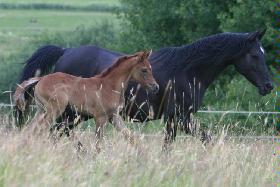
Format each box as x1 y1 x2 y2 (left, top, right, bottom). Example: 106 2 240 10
97 55 136 78
151 32 251 77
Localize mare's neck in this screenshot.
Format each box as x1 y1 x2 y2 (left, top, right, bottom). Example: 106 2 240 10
187 59 232 97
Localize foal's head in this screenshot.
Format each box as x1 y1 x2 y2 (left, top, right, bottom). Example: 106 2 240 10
130 50 159 93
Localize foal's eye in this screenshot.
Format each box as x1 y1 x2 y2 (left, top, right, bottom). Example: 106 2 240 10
141 69 148 73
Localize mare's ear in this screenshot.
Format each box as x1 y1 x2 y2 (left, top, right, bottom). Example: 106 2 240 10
258 28 266 40
247 28 266 42
247 31 259 42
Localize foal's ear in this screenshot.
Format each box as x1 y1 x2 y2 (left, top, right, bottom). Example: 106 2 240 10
146 49 152 59
142 49 152 59
138 50 150 62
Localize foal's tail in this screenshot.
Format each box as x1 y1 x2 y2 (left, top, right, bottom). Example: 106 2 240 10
15 45 64 127
13 77 41 127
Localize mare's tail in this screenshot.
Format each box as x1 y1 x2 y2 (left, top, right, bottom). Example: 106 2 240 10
15 45 64 127
13 77 41 127
20 45 65 82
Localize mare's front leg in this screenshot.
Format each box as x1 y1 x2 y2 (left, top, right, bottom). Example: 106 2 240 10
95 116 107 153
112 114 140 148
163 115 176 151
183 113 212 144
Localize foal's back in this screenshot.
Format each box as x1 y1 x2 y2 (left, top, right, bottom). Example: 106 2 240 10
35 72 102 111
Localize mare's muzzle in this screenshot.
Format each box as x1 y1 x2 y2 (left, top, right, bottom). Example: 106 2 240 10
259 82 274 95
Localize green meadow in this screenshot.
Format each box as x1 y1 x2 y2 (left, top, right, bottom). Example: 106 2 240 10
0 0 120 6
0 7 120 55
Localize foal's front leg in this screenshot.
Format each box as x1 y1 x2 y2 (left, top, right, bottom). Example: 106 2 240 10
95 116 107 153
112 114 140 148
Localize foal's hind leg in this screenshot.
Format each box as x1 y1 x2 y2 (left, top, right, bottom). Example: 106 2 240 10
24 110 45 135
50 116 85 152
32 96 67 135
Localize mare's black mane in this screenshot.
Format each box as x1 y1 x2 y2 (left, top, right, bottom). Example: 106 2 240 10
151 33 250 77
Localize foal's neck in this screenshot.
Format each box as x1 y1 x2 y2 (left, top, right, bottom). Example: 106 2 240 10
102 61 135 93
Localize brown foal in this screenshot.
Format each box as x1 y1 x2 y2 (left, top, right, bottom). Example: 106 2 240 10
14 50 159 151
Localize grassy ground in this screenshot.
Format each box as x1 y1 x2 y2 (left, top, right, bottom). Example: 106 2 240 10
0 113 275 187
0 9 118 33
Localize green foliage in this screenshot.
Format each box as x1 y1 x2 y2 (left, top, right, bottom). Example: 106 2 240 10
119 0 273 54
199 73 276 135
218 0 275 64
119 0 234 51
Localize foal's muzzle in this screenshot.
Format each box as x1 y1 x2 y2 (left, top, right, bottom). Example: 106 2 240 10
148 83 159 94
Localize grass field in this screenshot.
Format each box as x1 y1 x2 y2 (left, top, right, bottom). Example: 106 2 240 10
0 9 118 33
0 0 120 51
0 0 120 6
0 9 119 55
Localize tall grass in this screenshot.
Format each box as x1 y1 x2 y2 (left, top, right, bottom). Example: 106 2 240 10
0 116 274 186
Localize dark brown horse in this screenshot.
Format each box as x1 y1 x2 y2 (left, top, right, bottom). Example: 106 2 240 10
14 51 158 151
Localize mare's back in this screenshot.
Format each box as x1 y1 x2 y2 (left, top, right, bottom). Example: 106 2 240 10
54 45 123 77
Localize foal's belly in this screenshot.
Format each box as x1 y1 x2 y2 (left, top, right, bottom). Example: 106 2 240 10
68 96 119 120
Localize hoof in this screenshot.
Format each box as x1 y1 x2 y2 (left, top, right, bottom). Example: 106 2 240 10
200 130 212 144
76 141 86 152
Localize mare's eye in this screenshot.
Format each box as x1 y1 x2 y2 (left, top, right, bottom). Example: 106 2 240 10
250 54 258 58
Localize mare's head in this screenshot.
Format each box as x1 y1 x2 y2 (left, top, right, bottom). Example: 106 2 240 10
130 50 159 93
234 29 273 95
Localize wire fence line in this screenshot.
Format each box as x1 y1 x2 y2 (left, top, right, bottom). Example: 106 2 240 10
1 103 278 141
142 134 279 141
1 103 280 115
